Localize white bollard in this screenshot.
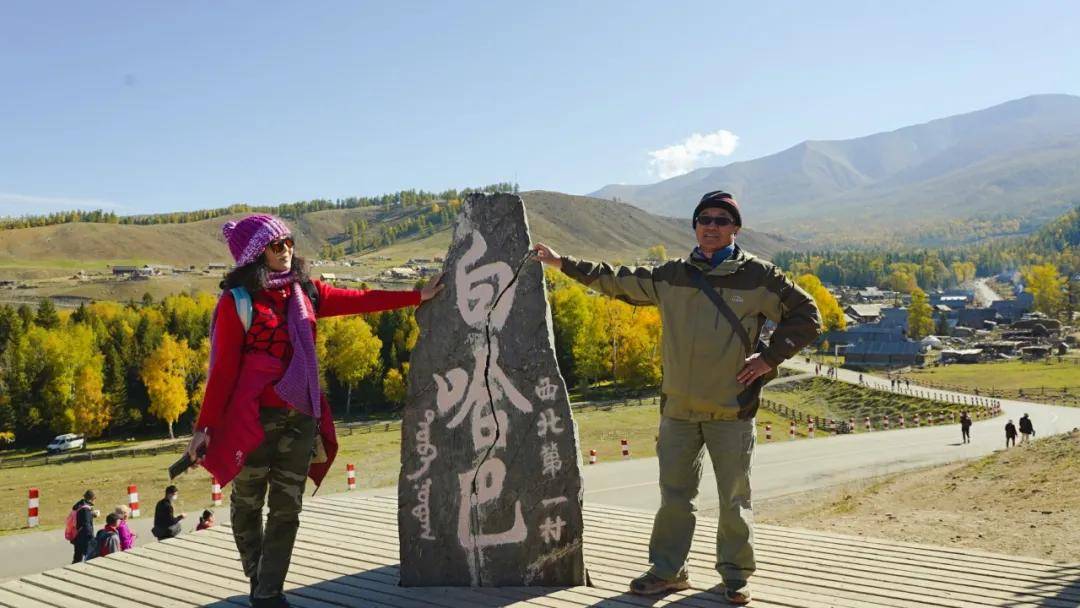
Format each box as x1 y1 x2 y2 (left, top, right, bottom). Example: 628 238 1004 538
211 479 223 506
347 463 356 491
589 449 597 465
765 424 772 441
621 439 630 458
789 420 796 440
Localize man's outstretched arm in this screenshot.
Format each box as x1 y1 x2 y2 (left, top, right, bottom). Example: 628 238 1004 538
534 243 659 306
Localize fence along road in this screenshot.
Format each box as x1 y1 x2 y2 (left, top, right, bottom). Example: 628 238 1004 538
580 358 1080 516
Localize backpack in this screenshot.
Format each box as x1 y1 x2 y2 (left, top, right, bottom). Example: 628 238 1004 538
230 279 320 332
89 528 118 559
64 504 91 542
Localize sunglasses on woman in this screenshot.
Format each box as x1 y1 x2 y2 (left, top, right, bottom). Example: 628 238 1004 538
696 216 734 227
266 237 294 254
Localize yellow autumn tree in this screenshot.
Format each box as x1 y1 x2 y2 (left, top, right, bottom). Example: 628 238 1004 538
796 274 846 331
72 361 108 437
907 288 934 339
613 307 662 388
322 316 383 415
141 334 193 439
383 364 408 406
1023 263 1067 319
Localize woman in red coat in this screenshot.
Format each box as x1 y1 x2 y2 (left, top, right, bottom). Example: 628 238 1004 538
185 214 442 607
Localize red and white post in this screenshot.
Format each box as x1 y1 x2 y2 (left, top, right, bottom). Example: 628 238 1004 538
211 478 223 506
28 488 39 528
789 420 796 440
899 414 905 429
765 424 772 441
589 449 597 465
865 417 872 432
808 420 815 439
849 417 855 433
346 463 356 491
620 439 630 458
883 416 890 430
128 484 140 518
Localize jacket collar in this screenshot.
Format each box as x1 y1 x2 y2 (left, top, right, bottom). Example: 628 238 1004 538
687 243 752 276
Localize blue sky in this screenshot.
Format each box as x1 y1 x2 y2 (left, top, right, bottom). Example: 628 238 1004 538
2 1 1078 216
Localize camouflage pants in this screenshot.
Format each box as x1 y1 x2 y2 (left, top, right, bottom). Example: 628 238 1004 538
230 407 315 600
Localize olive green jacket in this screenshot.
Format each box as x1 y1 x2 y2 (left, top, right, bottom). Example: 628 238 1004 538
561 246 821 421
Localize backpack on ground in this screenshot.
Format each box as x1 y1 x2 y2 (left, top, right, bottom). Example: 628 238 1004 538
64 504 90 543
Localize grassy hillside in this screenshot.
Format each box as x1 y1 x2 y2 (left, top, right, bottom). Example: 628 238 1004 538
0 191 796 303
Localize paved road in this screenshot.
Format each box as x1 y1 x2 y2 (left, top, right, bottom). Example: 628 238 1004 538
3 362 1077 582
580 359 1080 515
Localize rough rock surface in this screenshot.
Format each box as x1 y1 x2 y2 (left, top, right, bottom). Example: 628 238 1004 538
398 193 586 587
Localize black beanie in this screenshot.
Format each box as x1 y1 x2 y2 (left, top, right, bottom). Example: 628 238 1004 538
693 191 741 228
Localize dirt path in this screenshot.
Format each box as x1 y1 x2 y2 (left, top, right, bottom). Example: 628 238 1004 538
759 430 1080 563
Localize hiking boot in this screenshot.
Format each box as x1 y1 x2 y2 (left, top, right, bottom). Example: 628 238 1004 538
629 571 691 595
724 586 752 605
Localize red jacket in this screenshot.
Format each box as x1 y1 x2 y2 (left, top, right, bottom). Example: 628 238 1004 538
198 280 420 488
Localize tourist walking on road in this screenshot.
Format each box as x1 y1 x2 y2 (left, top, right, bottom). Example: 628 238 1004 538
535 191 822 605
960 412 972 444
185 214 443 608
69 490 97 563
1005 420 1018 448
1019 413 1035 444
152 485 185 540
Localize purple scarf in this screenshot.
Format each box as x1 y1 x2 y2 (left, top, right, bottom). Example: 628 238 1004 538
265 271 322 419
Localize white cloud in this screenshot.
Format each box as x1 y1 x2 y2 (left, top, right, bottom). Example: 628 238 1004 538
0 193 126 217
648 129 739 179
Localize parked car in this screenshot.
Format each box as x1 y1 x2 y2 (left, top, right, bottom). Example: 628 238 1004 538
46 433 85 454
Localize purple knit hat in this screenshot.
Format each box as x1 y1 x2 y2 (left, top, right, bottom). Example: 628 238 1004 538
222 214 292 267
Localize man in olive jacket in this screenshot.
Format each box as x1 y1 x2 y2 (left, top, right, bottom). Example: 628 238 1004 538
535 191 821 604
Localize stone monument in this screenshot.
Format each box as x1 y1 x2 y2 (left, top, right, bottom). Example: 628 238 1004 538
398 192 587 587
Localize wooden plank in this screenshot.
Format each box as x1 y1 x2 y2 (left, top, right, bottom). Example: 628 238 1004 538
304 499 1078 608
583 523 1080 605
0 586 54 608
582 508 1078 581
0 580 102 608
21 572 160 608
586 501 1080 573
53 560 231 608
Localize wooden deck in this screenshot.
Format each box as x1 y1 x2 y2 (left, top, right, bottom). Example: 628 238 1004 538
1 493 1077 607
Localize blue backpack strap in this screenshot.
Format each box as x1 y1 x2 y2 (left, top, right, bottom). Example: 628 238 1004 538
229 286 253 333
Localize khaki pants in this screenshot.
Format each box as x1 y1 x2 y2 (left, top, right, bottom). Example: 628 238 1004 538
230 408 315 600
648 416 756 588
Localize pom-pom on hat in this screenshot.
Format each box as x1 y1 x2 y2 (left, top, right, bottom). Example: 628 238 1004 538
222 214 292 267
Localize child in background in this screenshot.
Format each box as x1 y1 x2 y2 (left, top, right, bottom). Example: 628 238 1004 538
114 505 136 550
197 509 215 531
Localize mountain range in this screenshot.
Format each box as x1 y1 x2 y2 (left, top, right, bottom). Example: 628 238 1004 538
591 94 1080 243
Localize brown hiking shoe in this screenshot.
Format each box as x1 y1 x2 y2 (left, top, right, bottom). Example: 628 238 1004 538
629 571 691 595
724 586 752 605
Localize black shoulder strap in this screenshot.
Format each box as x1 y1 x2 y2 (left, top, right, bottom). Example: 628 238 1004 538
688 265 751 353
302 279 320 312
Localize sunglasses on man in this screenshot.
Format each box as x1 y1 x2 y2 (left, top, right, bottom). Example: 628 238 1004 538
266 237 295 254
696 216 735 227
